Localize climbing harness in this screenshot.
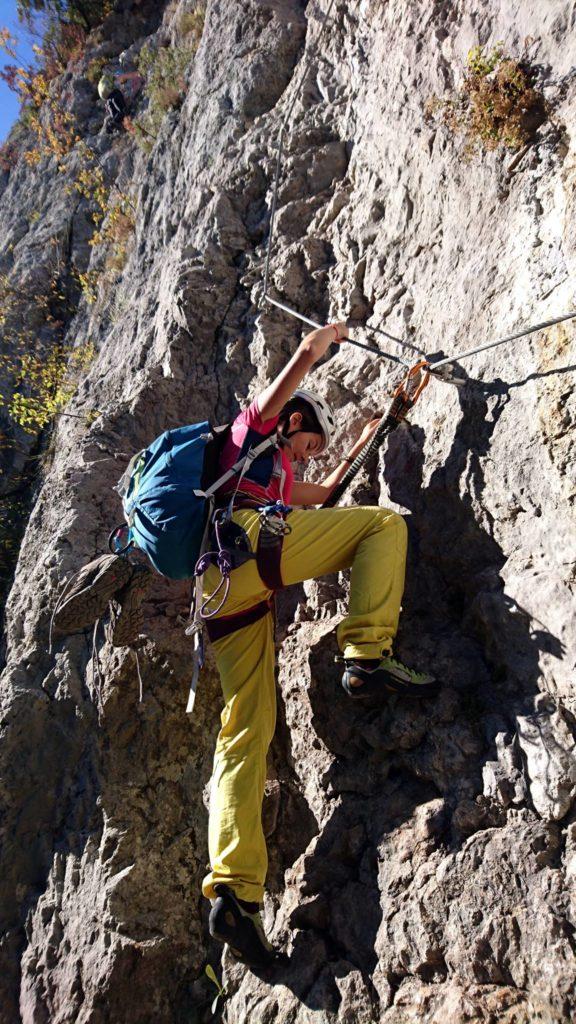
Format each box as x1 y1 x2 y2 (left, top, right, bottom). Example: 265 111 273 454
195 510 256 620
256 503 292 591
170 434 280 720
185 498 292 713
258 503 293 536
191 443 288 627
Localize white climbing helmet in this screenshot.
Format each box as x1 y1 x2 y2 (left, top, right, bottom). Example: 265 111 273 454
293 388 335 453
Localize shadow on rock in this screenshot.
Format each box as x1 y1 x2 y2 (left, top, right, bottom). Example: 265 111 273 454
265 376 566 1016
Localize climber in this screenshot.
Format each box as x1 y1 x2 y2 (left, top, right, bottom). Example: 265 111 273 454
203 320 439 969
97 70 143 134
50 318 439 970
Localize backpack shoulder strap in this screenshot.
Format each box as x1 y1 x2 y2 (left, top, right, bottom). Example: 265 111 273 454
197 433 278 500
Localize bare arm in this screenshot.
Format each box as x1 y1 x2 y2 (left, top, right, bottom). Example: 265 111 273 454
258 322 348 421
291 417 381 506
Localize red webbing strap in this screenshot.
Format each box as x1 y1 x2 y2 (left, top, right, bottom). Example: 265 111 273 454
205 598 273 642
256 530 284 590
216 496 286 591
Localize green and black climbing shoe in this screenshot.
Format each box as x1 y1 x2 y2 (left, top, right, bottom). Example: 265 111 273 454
52 554 133 636
341 655 439 699
108 562 153 647
209 884 277 969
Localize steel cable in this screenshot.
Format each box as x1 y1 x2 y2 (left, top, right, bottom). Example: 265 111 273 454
262 0 408 367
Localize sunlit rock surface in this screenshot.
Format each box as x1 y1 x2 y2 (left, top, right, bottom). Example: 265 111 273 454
0 1 575 1021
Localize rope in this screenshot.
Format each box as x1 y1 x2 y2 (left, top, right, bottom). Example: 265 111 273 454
265 296 408 366
263 0 339 298
134 649 144 703
91 618 103 704
196 552 232 618
261 1 408 368
194 515 235 619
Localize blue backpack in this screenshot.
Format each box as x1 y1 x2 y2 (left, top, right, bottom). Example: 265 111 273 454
115 422 276 579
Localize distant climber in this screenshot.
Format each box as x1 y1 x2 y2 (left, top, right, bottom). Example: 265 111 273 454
97 69 143 134
51 319 439 971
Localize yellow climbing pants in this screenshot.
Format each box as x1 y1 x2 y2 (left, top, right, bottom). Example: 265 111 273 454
201 505 408 903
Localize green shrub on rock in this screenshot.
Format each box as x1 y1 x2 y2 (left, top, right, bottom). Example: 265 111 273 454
426 44 548 157
133 4 205 143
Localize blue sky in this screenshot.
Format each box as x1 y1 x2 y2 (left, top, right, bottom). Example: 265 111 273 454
0 0 39 142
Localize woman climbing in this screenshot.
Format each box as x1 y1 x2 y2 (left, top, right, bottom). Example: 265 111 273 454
204 320 438 969
50 317 438 969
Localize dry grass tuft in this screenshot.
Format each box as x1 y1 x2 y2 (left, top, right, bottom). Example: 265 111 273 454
425 45 548 158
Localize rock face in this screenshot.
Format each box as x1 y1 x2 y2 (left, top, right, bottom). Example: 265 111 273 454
1 1 575 1021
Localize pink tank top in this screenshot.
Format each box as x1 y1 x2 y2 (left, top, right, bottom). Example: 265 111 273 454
217 398 294 504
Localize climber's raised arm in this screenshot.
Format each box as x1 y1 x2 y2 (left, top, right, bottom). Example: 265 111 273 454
257 322 348 421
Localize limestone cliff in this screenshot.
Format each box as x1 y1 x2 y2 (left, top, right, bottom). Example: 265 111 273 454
0 1 575 1022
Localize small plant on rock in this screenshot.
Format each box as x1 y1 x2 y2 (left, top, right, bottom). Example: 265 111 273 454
137 42 192 123
70 148 137 278
204 964 227 1015
425 44 548 157
178 3 206 41
75 267 100 303
133 5 205 142
124 115 156 152
2 342 95 433
0 141 19 172
85 55 108 84
99 200 136 273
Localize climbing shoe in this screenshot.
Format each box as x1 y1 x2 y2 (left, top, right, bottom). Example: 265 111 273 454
108 562 153 647
52 554 133 636
208 884 277 969
341 655 439 699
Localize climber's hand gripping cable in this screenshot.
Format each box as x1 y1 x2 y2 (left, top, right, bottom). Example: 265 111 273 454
258 322 348 421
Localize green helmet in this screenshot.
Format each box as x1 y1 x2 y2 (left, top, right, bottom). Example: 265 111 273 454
97 72 115 100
